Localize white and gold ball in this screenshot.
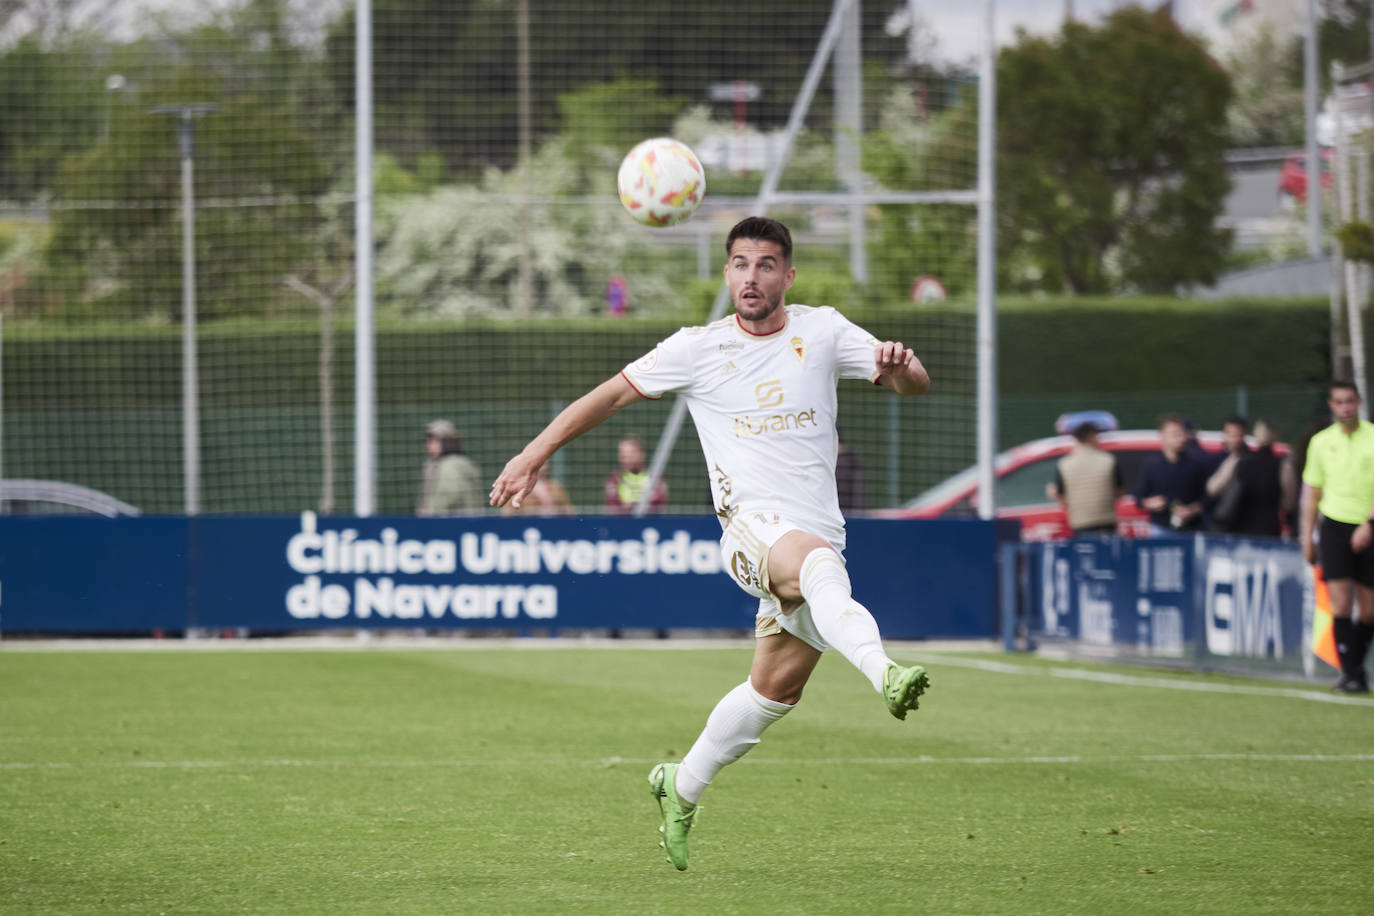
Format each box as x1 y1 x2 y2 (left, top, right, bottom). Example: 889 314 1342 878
617 137 706 227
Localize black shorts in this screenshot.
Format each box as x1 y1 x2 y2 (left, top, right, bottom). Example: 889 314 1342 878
1318 516 1374 586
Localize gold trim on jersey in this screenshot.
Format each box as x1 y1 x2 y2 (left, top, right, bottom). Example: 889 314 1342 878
711 464 738 523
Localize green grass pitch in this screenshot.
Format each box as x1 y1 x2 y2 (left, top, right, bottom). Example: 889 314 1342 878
2 644 1372 914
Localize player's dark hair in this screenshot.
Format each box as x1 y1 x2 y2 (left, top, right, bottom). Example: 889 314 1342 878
1156 412 1183 432
1072 422 1098 442
726 217 792 262
1223 415 1248 430
1330 379 1360 398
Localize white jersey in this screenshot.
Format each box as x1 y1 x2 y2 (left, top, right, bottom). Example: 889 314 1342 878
621 304 883 546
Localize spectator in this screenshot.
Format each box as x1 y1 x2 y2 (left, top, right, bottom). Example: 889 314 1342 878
1134 413 1208 536
604 435 668 514
501 463 573 516
1047 421 1123 536
1182 417 1224 474
835 427 867 512
416 419 484 516
1204 416 1252 531
1300 380 1374 693
1209 418 1298 537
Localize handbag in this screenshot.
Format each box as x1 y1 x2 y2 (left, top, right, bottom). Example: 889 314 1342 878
1211 477 1244 530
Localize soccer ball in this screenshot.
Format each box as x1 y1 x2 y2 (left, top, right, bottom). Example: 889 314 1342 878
617 137 706 227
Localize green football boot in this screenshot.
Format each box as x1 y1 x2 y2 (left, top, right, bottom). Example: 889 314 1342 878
883 663 930 720
647 762 697 871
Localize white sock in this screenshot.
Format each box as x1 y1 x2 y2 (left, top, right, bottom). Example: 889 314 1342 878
675 679 793 806
799 547 893 692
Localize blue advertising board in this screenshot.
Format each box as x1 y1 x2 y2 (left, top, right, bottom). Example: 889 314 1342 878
0 514 1011 638
1011 535 1314 676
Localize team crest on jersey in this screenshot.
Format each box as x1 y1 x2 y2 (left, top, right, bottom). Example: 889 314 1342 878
790 336 806 365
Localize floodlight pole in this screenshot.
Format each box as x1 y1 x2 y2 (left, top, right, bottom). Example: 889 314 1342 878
355 0 377 517
1304 0 1322 257
975 0 997 519
152 103 218 516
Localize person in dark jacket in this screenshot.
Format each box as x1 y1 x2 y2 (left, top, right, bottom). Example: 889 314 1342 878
1134 414 1208 535
1208 418 1296 537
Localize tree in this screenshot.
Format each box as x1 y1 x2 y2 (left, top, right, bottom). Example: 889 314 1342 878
997 7 1234 294
863 81 979 298
37 70 330 321
1315 0 1374 73
374 133 689 319
0 38 105 201
324 0 903 175
1227 24 1304 148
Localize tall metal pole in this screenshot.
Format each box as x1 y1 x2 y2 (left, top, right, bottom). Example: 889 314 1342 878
152 104 217 516
179 117 200 515
355 0 377 516
975 0 998 519
835 0 866 284
1305 0 1323 257
1334 62 1369 413
517 0 534 315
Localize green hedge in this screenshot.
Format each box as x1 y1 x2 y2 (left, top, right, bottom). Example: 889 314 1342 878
0 296 1335 410
0 296 1338 514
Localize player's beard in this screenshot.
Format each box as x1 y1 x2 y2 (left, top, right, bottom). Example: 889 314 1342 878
734 286 783 324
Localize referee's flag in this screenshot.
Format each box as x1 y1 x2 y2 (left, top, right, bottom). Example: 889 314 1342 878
1311 565 1340 670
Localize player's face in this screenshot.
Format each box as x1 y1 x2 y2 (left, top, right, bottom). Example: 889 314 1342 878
1160 421 1186 456
1330 387 1361 424
725 239 795 331
619 440 645 471
1222 422 1246 453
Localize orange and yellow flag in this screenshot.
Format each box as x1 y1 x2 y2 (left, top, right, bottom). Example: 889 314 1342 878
1311 565 1341 670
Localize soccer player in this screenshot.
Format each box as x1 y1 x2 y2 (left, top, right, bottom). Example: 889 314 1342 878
488 216 933 870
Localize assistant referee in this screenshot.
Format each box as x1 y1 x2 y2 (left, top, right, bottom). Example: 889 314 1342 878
1301 380 1374 694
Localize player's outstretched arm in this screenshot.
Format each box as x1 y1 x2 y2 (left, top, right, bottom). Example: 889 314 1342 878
490 373 641 510
873 341 930 395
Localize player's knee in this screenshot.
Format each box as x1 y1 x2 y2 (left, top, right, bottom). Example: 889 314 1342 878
797 546 850 599
766 532 833 599
749 670 806 706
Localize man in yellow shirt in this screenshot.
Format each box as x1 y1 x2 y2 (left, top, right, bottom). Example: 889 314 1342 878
1300 380 1374 693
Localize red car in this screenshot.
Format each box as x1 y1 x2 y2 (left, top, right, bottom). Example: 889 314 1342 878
1278 148 1332 208
893 430 1288 541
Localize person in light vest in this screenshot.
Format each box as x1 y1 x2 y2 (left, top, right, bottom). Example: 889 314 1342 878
604 435 667 514
1048 421 1123 536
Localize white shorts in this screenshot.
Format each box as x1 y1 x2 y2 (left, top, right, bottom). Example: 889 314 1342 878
718 510 837 653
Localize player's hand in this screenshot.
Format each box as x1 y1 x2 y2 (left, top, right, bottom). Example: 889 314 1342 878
1302 537 1317 565
873 341 928 394
490 453 542 510
1353 522 1372 554
874 340 916 376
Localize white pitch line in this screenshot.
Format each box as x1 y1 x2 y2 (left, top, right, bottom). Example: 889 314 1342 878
926 655 1374 706
4 753 1374 772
